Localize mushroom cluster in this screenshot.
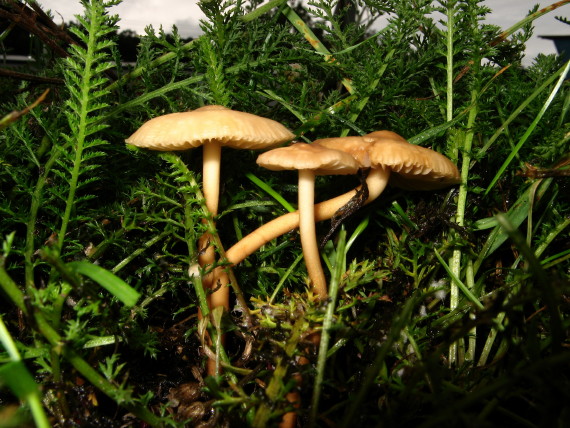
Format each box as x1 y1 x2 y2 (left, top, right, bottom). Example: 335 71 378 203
126 106 460 422
224 132 461 279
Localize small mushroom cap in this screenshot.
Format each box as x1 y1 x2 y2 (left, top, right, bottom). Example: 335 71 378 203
365 130 409 143
316 131 460 190
313 136 378 168
366 132 461 190
256 143 359 175
125 105 294 151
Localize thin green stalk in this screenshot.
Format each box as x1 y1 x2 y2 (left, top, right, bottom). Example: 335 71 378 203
45 279 73 421
241 0 288 22
24 146 61 291
557 85 570 128
104 58 278 120
184 198 211 319
448 88 479 364
464 259 477 362
0 318 20 361
309 229 346 427
478 311 506 367
445 1 455 126
534 217 570 259
183 193 238 383
435 249 484 310
259 89 307 122
270 253 303 303
281 5 354 94
112 229 171 274
542 251 570 269
474 178 553 274
107 38 198 92
477 213 569 366
442 1 459 364
495 213 563 350
491 0 570 47
0 316 51 428
0 262 25 312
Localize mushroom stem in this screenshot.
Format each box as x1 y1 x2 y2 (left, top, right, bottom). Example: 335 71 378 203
298 169 327 298
199 140 231 309
202 140 222 215
199 140 232 377
225 166 390 267
210 271 231 311
198 140 222 289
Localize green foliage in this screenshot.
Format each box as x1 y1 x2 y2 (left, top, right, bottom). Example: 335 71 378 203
0 0 569 427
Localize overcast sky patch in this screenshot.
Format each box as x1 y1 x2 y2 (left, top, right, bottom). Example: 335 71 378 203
37 0 570 63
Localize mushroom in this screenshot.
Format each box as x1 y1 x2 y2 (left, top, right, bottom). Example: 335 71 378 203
256 143 359 298
363 130 461 191
126 106 294 376
126 105 294 215
126 105 294 309
223 131 459 268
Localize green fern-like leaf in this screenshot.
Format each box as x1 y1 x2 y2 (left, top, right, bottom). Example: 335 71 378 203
55 0 121 253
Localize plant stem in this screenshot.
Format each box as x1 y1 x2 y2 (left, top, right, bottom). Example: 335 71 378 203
445 1 455 126
309 229 346 427
449 88 479 364
0 316 51 428
112 230 171 274
25 147 61 292
106 38 198 91
281 5 354 93
443 1 457 365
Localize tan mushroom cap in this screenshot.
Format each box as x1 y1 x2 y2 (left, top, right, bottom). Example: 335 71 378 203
365 132 461 190
256 143 359 175
365 130 408 143
315 131 460 190
125 105 294 151
313 136 378 168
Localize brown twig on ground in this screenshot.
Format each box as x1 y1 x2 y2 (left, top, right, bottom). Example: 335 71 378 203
517 158 570 178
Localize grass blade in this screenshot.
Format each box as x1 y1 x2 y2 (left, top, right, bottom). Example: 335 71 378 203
246 172 296 213
485 60 570 195
67 261 140 307
310 228 347 427
0 316 51 428
434 249 484 310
